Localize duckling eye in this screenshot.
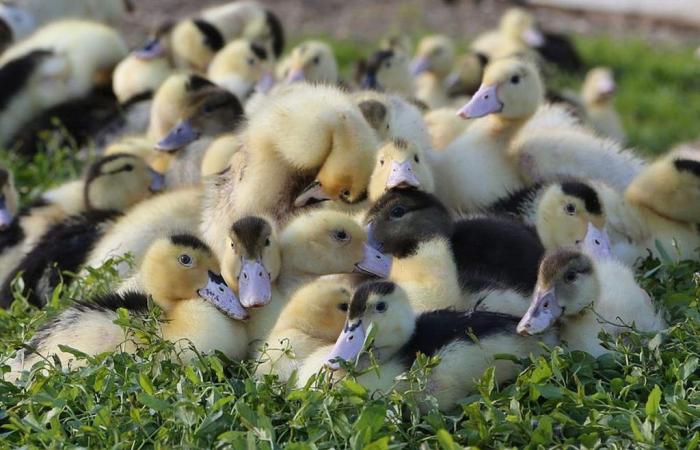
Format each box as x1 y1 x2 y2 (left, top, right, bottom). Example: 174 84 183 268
312 56 320 65
264 238 271 247
123 164 134 172
384 62 391 69
564 270 577 283
332 229 350 242
564 203 577 215
390 205 407 219
247 58 256 66
340 189 351 200
178 254 193 267
414 154 420 163
338 303 349 312
379 159 385 166
375 301 387 312
511 75 520 84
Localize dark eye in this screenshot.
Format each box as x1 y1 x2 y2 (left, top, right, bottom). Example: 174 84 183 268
332 229 350 242
265 238 271 247
203 104 215 114
564 203 577 215
123 164 134 172
564 270 577 283
313 56 320 65
379 159 385 166
341 189 351 200
178 254 193 267
338 303 349 312
247 58 255 66
414 154 420 163
390 205 407 219
511 75 520 84
375 301 387 312
385 62 391 69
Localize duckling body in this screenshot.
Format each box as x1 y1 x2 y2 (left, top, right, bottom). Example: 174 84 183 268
581 67 625 144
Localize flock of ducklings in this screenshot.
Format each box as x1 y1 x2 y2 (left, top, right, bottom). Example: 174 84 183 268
0 1 698 412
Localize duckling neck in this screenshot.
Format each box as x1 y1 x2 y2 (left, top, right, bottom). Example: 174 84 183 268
486 114 530 141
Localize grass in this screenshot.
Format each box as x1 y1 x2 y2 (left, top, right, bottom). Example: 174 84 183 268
1 36 699 448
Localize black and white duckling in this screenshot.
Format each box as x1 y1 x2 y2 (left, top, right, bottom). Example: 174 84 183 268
280 40 338 85
366 189 544 313
0 20 127 153
254 278 351 381
410 35 455 109
0 154 163 307
517 225 665 356
356 48 414 97
7 234 248 382
207 39 275 102
368 138 434 203
201 83 379 252
299 281 553 412
581 67 625 144
155 87 244 188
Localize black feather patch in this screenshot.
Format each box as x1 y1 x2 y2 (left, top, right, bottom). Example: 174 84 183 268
537 32 583 73
486 183 543 219
398 310 521 366
560 180 602 215
364 50 394 77
231 216 270 259
674 159 700 179
170 234 210 253
358 100 387 131
0 49 53 111
187 74 216 92
192 19 224 52
264 10 285 57
0 215 23 253
250 42 268 61
349 281 395 320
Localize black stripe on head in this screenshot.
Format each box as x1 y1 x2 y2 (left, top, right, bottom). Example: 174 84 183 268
231 216 271 259
170 234 210 253
193 19 224 52
187 74 216 92
365 49 394 76
674 159 700 179
83 154 139 209
560 180 602 215
349 281 395 319
539 249 591 286
265 10 285 57
0 49 53 111
250 42 268 61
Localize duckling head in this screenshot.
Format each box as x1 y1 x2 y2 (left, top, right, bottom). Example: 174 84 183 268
0 165 18 231
368 138 434 202
536 180 606 250
113 32 172 104
359 49 412 93
223 216 281 308
170 19 225 72
457 56 543 120
410 35 455 78
155 88 244 152
517 249 598 335
379 33 414 56
326 281 414 369
500 8 545 47
582 67 617 107
208 39 276 97
445 52 488 97
365 189 452 257
83 153 164 212
625 151 700 224
280 210 391 278
141 234 248 320
240 8 285 60
282 40 338 84
284 278 352 341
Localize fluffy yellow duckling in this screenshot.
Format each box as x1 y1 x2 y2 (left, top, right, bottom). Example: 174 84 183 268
279 40 338 85
368 138 435 202
207 39 275 101
423 107 470 150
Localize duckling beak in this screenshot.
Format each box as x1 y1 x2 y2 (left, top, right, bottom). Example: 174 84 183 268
238 259 272 308
0 198 12 230
198 270 249 321
294 180 332 207
148 168 165 192
364 222 383 252
579 222 613 260
597 76 616 97
326 319 365 370
444 72 461 92
132 37 165 60
456 84 503 119
286 67 305 83
155 119 200 152
409 57 430 76
386 160 421 190
255 71 275 93
517 288 561 336
522 27 545 47
354 243 392 278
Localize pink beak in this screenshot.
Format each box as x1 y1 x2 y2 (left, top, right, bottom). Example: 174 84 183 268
256 71 275 93
286 68 305 83
238 259 272 308
579 222 613 260
517 288 562 336
410 57 430 76
326 320 365 370
456 84 503 119
354 244 392 278
522 27 545 47
386 160 421 190
597 76 616 96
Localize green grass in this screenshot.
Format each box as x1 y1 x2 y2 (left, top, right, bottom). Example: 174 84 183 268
1 36 700 448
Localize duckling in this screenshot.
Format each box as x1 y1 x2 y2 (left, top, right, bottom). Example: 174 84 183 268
280 40 338 85
207 39 275 102
300 281 552 412
517 228 665 356
155 87 244 188
356 49 413 97
423 107 470 150
366 190 544 313
444 52 487 98
368 138 434 202
201 83 378 253
103 135 159 163
411 35 455 109
8 234 248 381
0 20 127 152
1 153 162 307
624 148 700 224
200 134 242 177
254 278 351 381
581 67 625 144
